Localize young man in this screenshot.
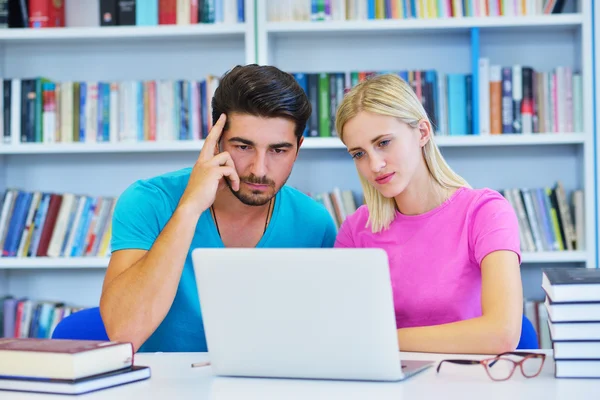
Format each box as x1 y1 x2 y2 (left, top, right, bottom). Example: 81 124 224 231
99 65 337 353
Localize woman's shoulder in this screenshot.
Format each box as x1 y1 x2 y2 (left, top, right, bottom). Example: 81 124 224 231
451 187 510 211
345 204 371 224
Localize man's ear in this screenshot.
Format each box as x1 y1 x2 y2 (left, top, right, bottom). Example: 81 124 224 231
296 136 304 156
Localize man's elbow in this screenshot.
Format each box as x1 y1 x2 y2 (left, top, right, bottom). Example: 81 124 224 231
100 300 144 352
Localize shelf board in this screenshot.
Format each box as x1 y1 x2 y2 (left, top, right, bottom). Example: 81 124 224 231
266 14 583 35
0 134 584 155
0 257 110 269
0 141 206 154
0 251 587 269
0 24 247 43
521 251 588 264
433 133 586 147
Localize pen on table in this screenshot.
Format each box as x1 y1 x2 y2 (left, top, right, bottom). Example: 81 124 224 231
191 361 211 368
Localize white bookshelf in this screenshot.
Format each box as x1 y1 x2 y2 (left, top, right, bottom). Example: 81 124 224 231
0 0 257 307
0 0 595 307
258 0 594 303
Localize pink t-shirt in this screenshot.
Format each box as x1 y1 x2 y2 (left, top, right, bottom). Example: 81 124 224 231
334 187 521 329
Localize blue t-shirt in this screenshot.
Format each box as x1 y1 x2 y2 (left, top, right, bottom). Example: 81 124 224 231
110 167 337 352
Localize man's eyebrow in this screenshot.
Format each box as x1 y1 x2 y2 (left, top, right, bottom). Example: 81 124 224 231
347 134 388 153
228 137 254 145
269 142 294 148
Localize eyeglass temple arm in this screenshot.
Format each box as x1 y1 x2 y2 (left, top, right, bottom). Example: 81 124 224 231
496 351 544 358
436 359 481 373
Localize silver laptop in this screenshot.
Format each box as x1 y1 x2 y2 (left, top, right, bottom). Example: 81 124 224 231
192 248 433 382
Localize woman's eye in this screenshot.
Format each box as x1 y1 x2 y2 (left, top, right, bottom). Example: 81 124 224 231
379 140 390 147
352 151 364 159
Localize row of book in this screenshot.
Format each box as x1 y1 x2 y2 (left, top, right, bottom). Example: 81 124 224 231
267 0 569 22
0 77 220 144
0 189 115 258
1 295 82 339
0 65 581 145
308 187 358 229
541 268 600 378
477 61 582 135
1 0 243 29
292 67 582 139
499 182 584 253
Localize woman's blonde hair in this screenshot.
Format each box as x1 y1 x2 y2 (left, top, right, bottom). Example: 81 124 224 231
335 73 470 233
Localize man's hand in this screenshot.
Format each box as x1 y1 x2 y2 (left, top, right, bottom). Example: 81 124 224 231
177 113 240 216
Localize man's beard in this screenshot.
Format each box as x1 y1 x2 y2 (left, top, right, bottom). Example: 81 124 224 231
225 173 289 206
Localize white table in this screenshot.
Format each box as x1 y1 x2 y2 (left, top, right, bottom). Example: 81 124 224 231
1 350 598 399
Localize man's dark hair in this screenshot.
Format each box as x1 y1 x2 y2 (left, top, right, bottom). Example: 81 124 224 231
211 64 311 144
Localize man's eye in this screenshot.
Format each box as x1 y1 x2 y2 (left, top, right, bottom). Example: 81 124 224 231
238 145 249 150
273 148 286 154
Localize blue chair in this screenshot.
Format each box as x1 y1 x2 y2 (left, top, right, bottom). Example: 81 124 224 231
53 307 539 351
517 314 539 350
52 307 109 341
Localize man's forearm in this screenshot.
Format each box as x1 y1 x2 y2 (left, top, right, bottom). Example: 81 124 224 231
100 205 201 351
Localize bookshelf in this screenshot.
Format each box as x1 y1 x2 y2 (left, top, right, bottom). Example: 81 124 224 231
0 0 595 312
0 0 257 307
257 0 594 303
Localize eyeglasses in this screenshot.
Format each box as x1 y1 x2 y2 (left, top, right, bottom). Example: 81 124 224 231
436 351 546 381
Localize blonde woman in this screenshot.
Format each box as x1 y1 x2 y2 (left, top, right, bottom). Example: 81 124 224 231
334 74 523 355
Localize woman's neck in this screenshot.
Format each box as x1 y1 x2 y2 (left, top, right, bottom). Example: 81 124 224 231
394 170 454 216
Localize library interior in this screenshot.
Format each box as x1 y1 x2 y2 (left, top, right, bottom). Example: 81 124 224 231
0 0 599 398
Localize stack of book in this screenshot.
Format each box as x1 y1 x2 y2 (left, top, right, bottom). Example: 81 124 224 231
542 268 600 378
0 338 150 395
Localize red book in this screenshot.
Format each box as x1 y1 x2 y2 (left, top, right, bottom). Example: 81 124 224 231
159 0 177 24
190 0 198 23
36 194 63 257
49 0 66 27
28 0 49 28
0 338 134 380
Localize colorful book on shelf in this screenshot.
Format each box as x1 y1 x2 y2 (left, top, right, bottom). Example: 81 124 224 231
268 0 569 22
11 0 244 28
0 75 222 145
0 189 114 259
2 296 82 340
499 182 583 253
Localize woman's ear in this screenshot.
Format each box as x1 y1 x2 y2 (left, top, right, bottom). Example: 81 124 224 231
417 119 432 148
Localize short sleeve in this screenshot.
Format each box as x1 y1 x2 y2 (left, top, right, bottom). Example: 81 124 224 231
334 219 356 248
469 189 522 266
110 180 173 253
320 216 338 248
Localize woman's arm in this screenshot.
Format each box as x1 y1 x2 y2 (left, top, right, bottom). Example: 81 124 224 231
396 250 523 355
